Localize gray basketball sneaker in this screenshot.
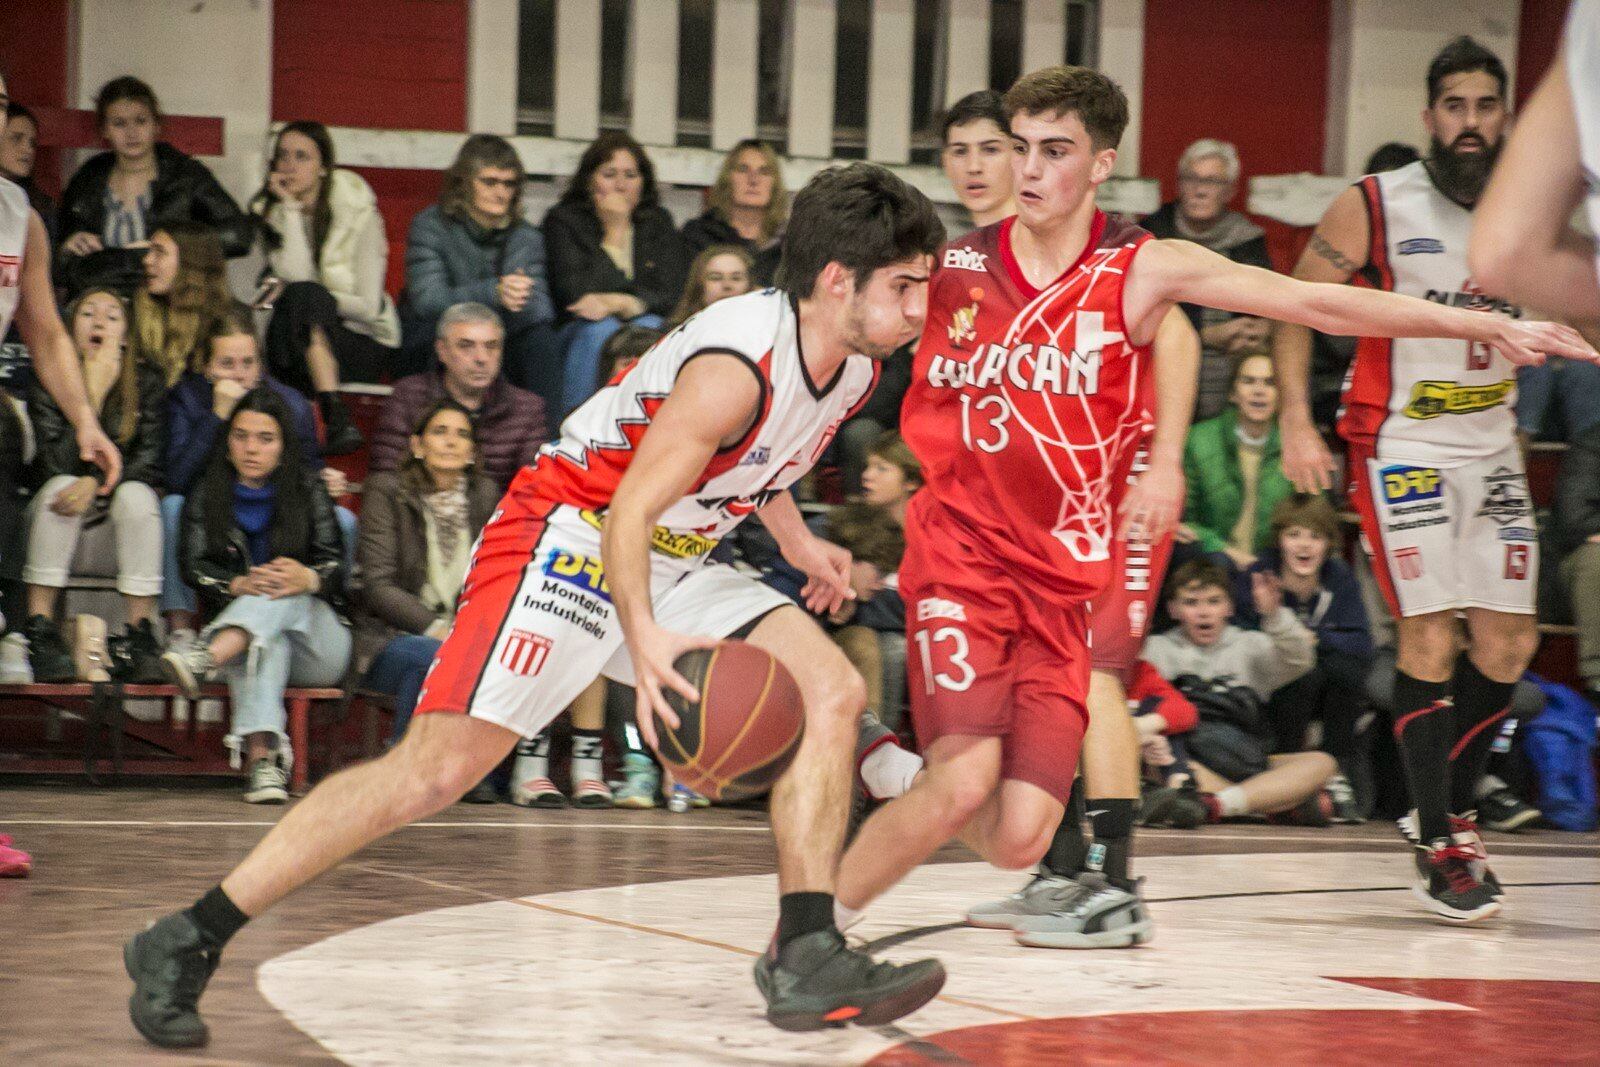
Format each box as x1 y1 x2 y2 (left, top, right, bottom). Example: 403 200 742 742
1012 872 1153 949
965 869 1092 930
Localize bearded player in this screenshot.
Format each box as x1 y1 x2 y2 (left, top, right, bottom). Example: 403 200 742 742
832 64 1595 930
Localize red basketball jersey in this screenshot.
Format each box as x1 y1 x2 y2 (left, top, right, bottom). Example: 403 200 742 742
902 212 1155 600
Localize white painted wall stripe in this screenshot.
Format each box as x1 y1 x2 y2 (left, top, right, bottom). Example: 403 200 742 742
945 0 992 107
785 0 838 159
630 0 681 146
553 0 601 141
711 0 761 150
867 0 916 164
468 0 521 136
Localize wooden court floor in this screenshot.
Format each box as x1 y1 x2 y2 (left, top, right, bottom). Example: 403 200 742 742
2 781 1597 1066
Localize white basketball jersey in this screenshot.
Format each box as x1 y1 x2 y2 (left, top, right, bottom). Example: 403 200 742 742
1337 161 1519 467
0 178 28 340
1569 0 1600 286
516 288 879 541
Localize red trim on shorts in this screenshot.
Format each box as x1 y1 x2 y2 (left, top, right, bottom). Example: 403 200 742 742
1448 707 1511 762
1346 442 1402 618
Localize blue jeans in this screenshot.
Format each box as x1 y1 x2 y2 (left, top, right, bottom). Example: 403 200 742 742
558 314 663 420
362 633 442 745
1516 359 1600 440
160 494 358 616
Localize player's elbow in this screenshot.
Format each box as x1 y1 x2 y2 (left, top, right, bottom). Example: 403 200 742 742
1467 227 1517 301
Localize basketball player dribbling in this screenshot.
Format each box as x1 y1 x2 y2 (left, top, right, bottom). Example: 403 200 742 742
1279 38 1600 923
122 165 950 1048
833 64 1595 930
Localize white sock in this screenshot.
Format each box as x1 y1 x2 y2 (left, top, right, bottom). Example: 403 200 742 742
860 740 924 800
1217 786 1249 818
571 729 605 784
514 732 551 781
834 900 864 931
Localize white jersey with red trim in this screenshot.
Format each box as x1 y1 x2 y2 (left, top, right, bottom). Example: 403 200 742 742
0 179 27 339
511 288 879 542
1336 161 1520 467
1569 0 1600 287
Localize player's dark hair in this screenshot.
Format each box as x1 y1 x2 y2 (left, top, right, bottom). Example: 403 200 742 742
941 90 1009 143
1364 141 1420 174
1005 66 1129 152
1167 558 1231 601
1426 36 1507 106
774 163 945 298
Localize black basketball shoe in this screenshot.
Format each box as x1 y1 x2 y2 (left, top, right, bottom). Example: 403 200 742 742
753 929 945 1031
1412 842 1501 924
124 911 221 1048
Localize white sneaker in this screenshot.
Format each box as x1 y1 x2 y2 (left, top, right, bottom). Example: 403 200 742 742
244 755 289 804
0 632 32 684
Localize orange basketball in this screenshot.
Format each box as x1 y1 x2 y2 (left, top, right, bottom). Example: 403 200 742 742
656 641 805 802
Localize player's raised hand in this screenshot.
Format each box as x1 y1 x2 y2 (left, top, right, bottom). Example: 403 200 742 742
628 621 718 753
782 532 856 616
1279 415 1338 494
1118 461 1184 542
1489 318 1598 367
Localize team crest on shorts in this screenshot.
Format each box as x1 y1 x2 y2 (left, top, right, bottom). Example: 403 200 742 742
1392 546 1424 581
1503 544 1531 581
500 629 554 676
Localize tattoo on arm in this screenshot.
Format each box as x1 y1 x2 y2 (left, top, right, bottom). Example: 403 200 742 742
1309 233 1360 275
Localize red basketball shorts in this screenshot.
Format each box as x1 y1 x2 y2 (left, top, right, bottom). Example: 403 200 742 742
1087 528 1174 678
900 493 1088 805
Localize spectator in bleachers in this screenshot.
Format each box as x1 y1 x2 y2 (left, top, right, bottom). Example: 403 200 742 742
1556 420 1600 703
357 399 497 746
250 121 400 455
679 139 786 286
162 313 349 650
58 77 249 299
1177 352 1292 571
370 302 546 492
1142 139 1274 420
668 244 754 328
600 323 664 381
1236 494 1372 822
161 387 351 804
543 132 686 418
860 430 919 527
401 134 558 409
1514 320 1600 443
1142 558 1338 824
1 104 56 248
939 90 1015 230
21 288 166 684
132 220 237 387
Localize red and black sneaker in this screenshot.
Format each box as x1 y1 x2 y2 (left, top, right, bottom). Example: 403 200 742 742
1412 841 1501 924
753 929 945 1032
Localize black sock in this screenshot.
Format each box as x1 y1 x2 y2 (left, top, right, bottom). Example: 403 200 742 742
1448 654 1515 814
187 885 248 949
1085 798 1137 889
1392 671 1454 845
777 891 835 948
1042 777 1088 878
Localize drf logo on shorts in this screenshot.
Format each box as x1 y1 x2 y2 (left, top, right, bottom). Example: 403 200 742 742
1504 544 1531 581
1381 465 1442 503
543 551 610 600
500 629 554 676
1393 546 1424 581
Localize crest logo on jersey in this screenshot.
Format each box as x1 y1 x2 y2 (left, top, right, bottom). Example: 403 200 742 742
1503 543 1531 581
916 597 967 622
1402 379 1514 420
500 629 554 676
943 247 989 272
1392 546 1424 581
543 551 611 599
1380 465 1441 503
1397 238 1445 256
948 287 983 348
0 254 18 289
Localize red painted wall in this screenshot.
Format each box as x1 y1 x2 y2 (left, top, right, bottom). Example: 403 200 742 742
1139 0 1333 269
353 167 444 297
1516 0 1572 105
0 0 73 194
272 0 469 131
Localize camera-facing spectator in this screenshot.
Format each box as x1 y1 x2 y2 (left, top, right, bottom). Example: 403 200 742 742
58 77 249 299
668 244 754 327
1142 139 1274 420
133 220 238 387
1177 352 1293 571
1236 494 1373 821
370 302 547 492
680 139 786 286
1142 559 1337 824
1556 421 1600 704
22 288 166 683
1 103 56 248
939 90 1015 231
543 132 687 417
402 134 558 408
250 121 401 455
161 387 351 804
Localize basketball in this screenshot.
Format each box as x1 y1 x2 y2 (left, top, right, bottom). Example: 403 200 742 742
655 641 805 802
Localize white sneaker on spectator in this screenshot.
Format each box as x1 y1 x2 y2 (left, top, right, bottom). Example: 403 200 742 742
244 755 289 804
167 628 197 655
0 632 33 685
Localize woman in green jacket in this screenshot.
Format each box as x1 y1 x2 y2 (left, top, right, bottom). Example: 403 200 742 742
1179 351 1298 569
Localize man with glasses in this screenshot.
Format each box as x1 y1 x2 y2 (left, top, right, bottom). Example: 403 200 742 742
1143 139 1275 418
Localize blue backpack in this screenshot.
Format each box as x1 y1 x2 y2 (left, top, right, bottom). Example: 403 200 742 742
1523 674 1599 832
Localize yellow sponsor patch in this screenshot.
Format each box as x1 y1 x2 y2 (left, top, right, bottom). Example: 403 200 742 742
1402 379 1514 420
577 510 719 559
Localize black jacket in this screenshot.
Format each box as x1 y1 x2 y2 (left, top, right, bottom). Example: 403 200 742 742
679 208 782 287
1555 422 1600 558
179 469 348 617
542 200 689 320
28 361 166 490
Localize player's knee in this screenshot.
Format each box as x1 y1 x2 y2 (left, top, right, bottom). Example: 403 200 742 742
923 771 994 832
986 817 1053 871
807 666 867 726
1476 624 1538 679
394 732 486 813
